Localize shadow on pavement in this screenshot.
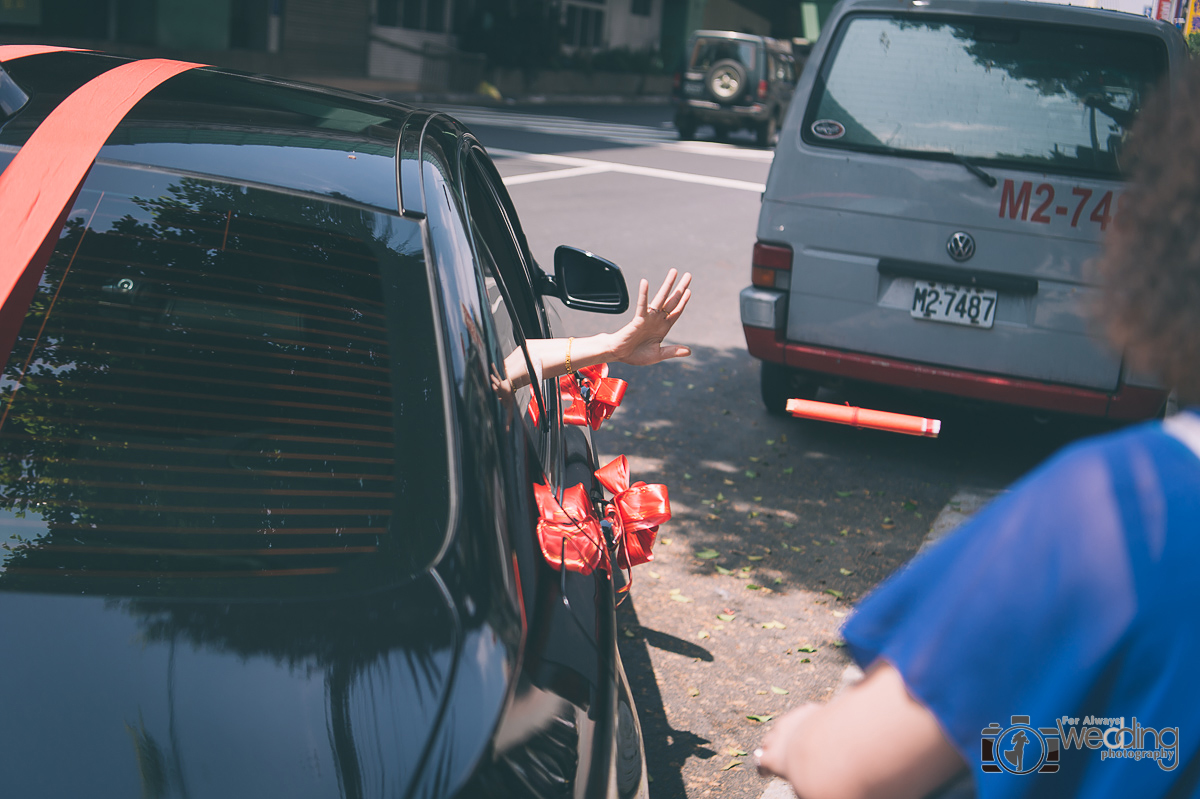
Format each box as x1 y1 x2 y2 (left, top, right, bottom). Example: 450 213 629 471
618 598 716 799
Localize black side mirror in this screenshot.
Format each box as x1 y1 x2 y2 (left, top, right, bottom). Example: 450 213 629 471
550 246 629 314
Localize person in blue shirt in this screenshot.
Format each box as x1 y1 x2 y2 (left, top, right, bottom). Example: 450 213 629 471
755 65 1200 799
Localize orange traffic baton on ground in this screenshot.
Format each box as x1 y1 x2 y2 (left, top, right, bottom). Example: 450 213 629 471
786 398 941 438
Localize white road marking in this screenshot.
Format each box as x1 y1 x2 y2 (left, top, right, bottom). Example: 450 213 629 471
501 164 612 185
666 140 776 162
492 147 766 193
426 103 777 161
426 104 678 145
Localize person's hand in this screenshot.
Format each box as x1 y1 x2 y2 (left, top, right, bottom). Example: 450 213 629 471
613 268 692 366
756 703 820 782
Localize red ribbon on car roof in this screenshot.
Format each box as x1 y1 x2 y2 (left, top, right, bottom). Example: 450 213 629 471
0 49 203 371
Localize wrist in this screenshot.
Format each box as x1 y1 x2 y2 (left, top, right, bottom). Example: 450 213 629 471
606 328 634 363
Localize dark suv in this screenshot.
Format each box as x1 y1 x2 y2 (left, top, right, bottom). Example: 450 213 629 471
673 30 797 147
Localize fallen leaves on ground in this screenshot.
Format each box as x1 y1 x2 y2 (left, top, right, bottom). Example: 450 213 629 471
771 686 789 695
746 714 774 723
669 589 694 603
695 548 719 559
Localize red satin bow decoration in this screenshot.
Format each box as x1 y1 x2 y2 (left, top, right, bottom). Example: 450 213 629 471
534 482 605 575
595 455 671 568
563 363 627 430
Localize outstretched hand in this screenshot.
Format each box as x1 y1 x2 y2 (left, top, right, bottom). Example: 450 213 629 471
613 268 693 366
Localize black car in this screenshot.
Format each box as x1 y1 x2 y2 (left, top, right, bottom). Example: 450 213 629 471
673 30 797 147
0 48 647 799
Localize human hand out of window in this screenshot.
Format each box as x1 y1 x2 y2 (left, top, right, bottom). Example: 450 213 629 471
502 268 692 388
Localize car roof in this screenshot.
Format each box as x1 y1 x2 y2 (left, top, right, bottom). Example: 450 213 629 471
830 0 1181 36
0 49 466 214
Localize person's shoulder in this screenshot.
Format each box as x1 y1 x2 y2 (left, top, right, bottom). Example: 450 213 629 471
1026 416 1180 485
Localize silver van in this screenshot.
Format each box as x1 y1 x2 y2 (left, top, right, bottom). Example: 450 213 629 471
740 0 1186 420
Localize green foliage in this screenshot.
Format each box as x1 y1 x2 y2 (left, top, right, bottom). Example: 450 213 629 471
1188 31 1200 58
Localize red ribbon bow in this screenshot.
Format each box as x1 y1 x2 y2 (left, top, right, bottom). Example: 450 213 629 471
595 455 671 569
533 455 671 576
534 482 606 575
563 364 627 430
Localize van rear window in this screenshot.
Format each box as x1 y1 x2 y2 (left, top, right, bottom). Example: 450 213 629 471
804 15 1168 178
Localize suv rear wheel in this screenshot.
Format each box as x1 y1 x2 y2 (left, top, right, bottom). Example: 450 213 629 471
761 360 818 415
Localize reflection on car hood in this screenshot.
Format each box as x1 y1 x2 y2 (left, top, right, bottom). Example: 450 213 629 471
0 575 465 799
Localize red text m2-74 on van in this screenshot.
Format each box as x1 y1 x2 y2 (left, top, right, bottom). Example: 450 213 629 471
998 179 1117 231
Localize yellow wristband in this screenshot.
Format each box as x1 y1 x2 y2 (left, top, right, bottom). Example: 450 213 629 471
565 337 575 375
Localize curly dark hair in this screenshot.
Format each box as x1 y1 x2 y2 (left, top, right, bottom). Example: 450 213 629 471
1097 60 1200 403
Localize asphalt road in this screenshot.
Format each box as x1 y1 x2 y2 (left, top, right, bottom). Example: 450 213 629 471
432 101 1121 799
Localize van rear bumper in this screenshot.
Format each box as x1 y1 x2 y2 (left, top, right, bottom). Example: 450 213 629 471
743 324 1164 420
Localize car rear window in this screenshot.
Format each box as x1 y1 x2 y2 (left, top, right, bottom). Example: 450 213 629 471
690 37 758 71
804 15 1169 178
0 169 449 597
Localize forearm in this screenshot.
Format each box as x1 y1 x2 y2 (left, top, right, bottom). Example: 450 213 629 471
764 661 965 799
503 333 623 389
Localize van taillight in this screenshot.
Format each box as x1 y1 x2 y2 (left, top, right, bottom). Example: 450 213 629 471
757 79 768 100
752 241 792 288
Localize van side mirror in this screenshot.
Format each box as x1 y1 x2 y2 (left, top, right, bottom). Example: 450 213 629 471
548 246 629 314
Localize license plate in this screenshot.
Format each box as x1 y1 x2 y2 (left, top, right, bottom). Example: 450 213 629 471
910 281 997 328
683 82 703 98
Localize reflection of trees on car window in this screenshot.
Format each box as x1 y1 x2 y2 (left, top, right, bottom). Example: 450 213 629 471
0 177 446 590
118 580 456 799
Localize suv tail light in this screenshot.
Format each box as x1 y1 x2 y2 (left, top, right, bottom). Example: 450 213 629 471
757 79 768 100
752 241 792 289
673 71 681 91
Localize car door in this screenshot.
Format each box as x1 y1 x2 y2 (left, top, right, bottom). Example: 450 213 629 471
459 140 647 799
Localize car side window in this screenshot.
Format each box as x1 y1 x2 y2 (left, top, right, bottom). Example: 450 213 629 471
461 148 555 467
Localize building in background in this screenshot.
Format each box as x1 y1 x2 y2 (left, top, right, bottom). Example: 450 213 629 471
0 0 819 89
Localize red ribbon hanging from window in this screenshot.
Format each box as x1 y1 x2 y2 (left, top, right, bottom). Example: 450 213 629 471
563 363 627 430
534 482 606 575
594 455 670 569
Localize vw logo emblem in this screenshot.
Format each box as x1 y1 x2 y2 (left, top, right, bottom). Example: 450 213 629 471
947 231 976 262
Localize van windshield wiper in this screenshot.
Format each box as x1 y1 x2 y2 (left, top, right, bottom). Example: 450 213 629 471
864 142 998 188
948 154 998 188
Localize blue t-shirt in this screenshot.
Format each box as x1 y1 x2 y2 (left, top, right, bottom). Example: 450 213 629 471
843 414 1200 798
